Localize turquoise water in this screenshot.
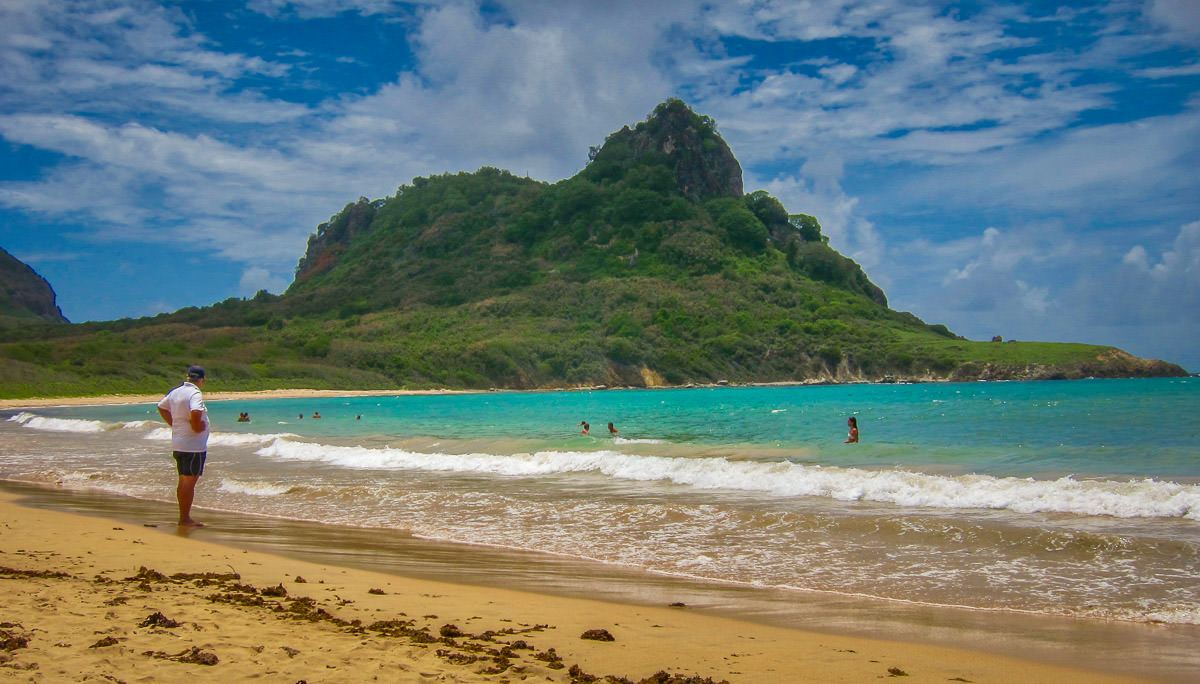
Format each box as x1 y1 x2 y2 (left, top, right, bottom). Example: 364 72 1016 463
66 377 1200 474
3 378 1198 624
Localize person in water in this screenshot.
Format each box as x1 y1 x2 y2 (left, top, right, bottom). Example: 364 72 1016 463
312 411 321 419
579 421 590 434
608 422 619 434
237 412 250 422
844 416 859 443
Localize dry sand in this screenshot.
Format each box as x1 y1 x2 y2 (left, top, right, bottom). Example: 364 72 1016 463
0 490 1162 683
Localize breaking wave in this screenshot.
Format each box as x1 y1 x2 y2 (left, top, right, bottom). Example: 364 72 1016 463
256 437 1200 521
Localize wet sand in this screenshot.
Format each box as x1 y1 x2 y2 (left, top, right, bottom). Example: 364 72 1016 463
0 481 1188 683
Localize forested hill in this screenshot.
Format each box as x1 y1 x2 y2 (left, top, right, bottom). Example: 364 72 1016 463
0 100 1186 397
285 99 886 318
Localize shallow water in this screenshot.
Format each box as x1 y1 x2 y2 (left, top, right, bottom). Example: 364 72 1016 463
2 379 1198 629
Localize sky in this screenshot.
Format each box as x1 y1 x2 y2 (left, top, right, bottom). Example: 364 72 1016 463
1 0 1198 371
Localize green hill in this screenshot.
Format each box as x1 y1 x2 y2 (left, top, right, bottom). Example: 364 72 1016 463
0 100 1186 398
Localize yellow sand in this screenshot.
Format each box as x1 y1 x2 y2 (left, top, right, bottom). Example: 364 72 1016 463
0 489 1162 683
0 388 464 410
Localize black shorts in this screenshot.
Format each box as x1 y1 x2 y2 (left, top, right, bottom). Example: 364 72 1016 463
173 451 207 477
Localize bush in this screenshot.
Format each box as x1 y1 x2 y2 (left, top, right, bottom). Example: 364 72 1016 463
659 229 726 271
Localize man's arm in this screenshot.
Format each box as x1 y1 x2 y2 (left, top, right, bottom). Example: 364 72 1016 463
189 409 206 434
158 407 173 426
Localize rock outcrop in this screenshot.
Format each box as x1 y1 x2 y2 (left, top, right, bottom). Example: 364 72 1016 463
0 247 67 323
588 98 743 201
295 197 381 281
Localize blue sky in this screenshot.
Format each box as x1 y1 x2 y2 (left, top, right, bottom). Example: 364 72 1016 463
1 0 1198 371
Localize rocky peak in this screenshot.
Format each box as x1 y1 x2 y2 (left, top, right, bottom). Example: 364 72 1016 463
295 197 380 281
0 246 68 323
590 99 743 201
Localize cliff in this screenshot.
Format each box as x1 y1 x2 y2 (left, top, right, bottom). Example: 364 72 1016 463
0 247 68 324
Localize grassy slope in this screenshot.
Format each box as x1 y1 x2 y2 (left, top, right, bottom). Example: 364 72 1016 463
0 282 1161 399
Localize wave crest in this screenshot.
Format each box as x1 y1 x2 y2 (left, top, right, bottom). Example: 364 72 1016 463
255 438 1199 520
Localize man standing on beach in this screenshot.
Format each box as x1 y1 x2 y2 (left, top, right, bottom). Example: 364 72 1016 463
157 365 210 527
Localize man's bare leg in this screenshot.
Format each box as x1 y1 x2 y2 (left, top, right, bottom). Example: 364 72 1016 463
176 475 204 527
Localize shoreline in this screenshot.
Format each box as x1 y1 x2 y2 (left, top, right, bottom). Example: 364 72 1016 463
1 480 1193 683
0 388 472 410
2 374 1189 411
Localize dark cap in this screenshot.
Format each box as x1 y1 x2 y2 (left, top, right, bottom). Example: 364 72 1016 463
186 365 206 380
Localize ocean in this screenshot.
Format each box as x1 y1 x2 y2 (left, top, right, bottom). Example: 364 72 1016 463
2 378 1198 636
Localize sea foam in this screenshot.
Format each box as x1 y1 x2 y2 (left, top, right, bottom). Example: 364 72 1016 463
9 412 108 433
9 411 297 448
218 478 293 497
256 438 1200 521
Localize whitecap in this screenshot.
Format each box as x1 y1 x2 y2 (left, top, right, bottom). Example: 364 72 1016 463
253 438 1200 520
9 412 107 433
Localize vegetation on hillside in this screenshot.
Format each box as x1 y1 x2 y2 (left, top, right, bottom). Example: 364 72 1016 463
0 100 1186 398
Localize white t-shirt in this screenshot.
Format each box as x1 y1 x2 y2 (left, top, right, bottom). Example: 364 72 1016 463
157 382 209 453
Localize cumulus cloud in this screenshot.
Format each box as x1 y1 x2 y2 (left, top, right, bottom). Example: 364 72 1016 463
1114 221 1200 317
875 220 1200 368
239 266 292 296
317 0 689 181
927 224 1073 317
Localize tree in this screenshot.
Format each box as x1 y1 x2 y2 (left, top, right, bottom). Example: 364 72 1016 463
744 190 788 228
718 205 768 252
789 214 824 242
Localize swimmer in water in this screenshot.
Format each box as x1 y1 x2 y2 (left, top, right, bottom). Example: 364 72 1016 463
844 416 859 443
579 421 590 434
608 422 619 434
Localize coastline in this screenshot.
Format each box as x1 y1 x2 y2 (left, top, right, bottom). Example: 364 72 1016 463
0 482 1186 683
0 388 470 410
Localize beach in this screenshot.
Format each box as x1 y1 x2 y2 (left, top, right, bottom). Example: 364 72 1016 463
0 388 458 410
3 383 1198 682
0 486 1165 683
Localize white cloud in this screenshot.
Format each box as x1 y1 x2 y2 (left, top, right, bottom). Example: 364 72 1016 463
1136 62 1200 78
245 0 408 19
757 158 885 274
0 115 298 185
875 220 1200 368
239 266 291 296
874 221 1096 344
696 1 1158 174
10 251 82 264
871 105 1200 220
1147 0 1200 44
1120 220 1200 296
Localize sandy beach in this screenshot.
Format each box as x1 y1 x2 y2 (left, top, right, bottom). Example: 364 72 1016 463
0 485 1168 683
0 388 463 411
